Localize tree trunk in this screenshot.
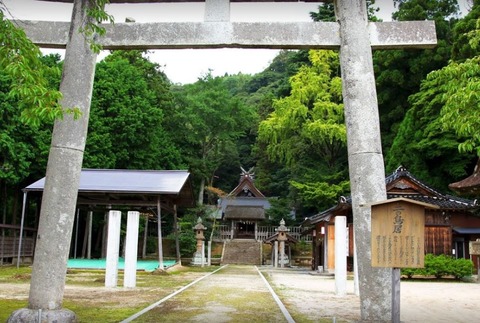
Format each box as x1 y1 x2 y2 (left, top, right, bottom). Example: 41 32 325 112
197 177 205 206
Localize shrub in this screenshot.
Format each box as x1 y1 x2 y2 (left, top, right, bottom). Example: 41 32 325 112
449 257 474 279
401 254 474 279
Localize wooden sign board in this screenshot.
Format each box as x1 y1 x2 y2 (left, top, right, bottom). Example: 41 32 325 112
370 198 437 268
469 240 480 255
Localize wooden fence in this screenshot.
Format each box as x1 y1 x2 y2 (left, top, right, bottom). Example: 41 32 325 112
0 236 35 259
212 224 312 242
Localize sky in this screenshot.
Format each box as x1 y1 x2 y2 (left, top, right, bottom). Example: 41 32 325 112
4 0 471 84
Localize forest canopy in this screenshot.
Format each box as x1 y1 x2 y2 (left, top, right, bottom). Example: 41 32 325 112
1 0 479 228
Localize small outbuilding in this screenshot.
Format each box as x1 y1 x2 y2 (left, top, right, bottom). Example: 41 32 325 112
11 169 195 264
304 166 480 272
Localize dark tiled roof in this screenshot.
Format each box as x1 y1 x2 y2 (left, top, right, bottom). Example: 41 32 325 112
386 193 475 209
304 166 478 226
449 158 480 195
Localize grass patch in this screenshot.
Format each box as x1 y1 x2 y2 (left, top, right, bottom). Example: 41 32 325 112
0 265 32 283
0 300 29 321
0 264 218 322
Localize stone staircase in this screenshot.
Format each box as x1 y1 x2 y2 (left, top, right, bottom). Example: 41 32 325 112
221 239 262 265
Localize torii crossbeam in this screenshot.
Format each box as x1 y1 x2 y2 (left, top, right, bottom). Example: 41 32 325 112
8 0 436 322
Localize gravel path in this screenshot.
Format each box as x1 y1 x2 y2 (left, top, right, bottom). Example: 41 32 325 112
132 265 290 322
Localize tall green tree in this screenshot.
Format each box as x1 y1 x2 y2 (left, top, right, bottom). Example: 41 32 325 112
440 1 480 155
387 1 479 188
0 54 61 224
0 10 63 126
375 0 460 153
257 50 349 212
86 50 182 170
171 73 257 205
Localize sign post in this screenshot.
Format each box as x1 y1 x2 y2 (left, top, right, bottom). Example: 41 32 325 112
469 239 480 283
369 198 439 323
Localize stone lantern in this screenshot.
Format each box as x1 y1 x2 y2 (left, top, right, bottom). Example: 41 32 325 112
192 217 207 266
275 218 290 268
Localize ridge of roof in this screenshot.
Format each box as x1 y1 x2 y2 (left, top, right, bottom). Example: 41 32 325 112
228 174 266 198
386 165 445 197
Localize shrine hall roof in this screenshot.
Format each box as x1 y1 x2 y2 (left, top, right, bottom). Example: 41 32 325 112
224 205 266 220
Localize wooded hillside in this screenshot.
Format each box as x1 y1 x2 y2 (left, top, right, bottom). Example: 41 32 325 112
1 0 479 229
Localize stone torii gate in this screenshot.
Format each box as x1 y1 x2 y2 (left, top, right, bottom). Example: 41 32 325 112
9 0 436 322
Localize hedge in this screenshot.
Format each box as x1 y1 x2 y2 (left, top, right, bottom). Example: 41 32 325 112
401 254 474 279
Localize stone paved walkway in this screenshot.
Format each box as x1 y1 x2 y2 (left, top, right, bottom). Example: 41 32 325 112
130 265 290 322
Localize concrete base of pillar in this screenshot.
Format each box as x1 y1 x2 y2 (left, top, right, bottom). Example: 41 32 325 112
8 308 78 323
191 252 206 266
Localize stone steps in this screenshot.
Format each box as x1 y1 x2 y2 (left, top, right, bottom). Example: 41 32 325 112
222 239 262 265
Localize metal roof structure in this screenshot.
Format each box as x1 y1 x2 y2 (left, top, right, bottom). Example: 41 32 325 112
24 169 195 209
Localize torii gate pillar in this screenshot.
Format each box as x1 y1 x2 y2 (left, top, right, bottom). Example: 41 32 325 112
334 0 391 321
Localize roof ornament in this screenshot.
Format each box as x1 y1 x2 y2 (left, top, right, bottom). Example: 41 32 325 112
240 166 255 180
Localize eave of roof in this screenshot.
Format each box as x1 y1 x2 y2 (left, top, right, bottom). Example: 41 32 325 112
224 205 265 220
24 169 190 194
23 169 195 208
449 159 480 195
304 166 479 226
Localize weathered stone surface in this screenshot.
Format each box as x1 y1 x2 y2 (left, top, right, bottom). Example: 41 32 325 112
335 0 392 321
16 20 435 50
10 0 98 320
8 308 78 323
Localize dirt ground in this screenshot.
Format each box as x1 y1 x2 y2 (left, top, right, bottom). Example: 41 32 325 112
2 266 480 322
265 268 480 322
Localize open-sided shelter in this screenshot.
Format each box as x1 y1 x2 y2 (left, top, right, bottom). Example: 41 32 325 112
15 169 194 264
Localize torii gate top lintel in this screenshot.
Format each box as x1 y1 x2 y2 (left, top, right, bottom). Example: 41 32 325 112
38 0 325 2
19 0 436 51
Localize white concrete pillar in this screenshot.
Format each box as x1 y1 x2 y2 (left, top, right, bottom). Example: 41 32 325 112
207 240 212 266
87 210 93 259
280 240 285 268
105 210 122 288
274 240 278 268
335 216 347 296
201 240 205 267
124 211 140 288
354 234 360 296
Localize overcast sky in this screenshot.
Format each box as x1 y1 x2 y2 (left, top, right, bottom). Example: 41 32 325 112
4 0 470 84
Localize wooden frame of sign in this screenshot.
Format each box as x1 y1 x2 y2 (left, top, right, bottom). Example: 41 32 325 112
370 198 439 268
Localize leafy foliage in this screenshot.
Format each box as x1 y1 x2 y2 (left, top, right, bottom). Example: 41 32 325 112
79 0 115 53
0 11 63 126
374 0 460 153
86 50 181 169
439 56 480 156
385 62 477 189
257 50 349 212
171 73 257 203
